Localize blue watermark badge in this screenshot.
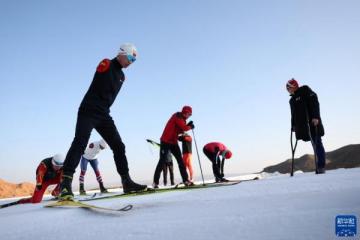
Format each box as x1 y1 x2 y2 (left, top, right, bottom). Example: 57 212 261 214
336 215 357 237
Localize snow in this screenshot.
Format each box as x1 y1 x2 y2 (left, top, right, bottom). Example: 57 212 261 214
1 168 359 240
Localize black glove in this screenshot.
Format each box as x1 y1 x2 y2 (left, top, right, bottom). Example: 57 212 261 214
36 184 42 191
187 121 195 129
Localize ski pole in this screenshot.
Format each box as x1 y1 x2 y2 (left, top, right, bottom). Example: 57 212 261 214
0 200 21 209
290 129 298 177
191 129 205 185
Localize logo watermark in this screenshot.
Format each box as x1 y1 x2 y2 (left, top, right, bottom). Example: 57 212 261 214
336 215 357 237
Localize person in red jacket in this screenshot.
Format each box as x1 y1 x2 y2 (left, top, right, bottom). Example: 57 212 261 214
153 106 195 188
178 133 194 181
203 142 232 182
18 154 64 204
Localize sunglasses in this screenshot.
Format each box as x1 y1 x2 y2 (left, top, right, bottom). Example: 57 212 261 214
127 54 136 63
52 161 63 168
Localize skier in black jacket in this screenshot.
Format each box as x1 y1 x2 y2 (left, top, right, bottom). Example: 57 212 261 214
59 43 147 200
286 78 326 174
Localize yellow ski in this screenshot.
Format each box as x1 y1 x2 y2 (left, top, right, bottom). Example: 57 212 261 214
44 200 132 212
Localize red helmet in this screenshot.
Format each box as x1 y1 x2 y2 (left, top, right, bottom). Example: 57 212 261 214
224 150 232 159
181 106 192 115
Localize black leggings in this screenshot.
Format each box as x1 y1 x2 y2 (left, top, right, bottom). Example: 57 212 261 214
162 162 174 185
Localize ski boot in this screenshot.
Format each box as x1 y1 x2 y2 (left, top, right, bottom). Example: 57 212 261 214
220 178 229 182
59 175 74 201
99 182 108 193
121 173 147 193
316 168 326 174
51 184 61 198
184 180 194 186
79 183 86 195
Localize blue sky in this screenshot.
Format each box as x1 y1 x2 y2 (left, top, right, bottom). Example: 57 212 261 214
1 0 359 186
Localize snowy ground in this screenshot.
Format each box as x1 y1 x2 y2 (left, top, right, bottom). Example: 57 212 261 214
0 168 359 240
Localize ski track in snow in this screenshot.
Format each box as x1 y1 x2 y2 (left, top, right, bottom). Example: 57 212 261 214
0 168 359 240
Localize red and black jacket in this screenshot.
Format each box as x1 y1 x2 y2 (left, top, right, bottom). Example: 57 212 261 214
203 142 228 154
36 158 62 185
160 112 191 144
79 58 125 116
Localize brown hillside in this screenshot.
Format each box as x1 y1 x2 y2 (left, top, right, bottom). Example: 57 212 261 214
263 144 360 173
0 178 39 199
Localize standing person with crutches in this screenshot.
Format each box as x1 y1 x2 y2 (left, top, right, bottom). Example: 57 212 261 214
286 78 326 175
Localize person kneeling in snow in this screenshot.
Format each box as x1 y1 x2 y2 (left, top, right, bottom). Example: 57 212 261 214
203 142 232 182
79 139 108 195
18 154 64 204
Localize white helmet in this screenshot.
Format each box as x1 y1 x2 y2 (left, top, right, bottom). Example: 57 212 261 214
99 139 108 149
119 43 137 58
52 154 65 167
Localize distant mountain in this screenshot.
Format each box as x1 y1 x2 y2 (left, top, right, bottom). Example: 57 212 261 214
0 178 40 199
263 144 360 173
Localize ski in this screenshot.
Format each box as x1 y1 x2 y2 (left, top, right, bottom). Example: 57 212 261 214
174 179 242 189
80 178 259 202
80 188 156 201
0 200 20 209
44 200 133 212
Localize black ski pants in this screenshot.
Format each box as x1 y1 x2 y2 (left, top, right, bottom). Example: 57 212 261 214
63 112 129 177
203 148 225 179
